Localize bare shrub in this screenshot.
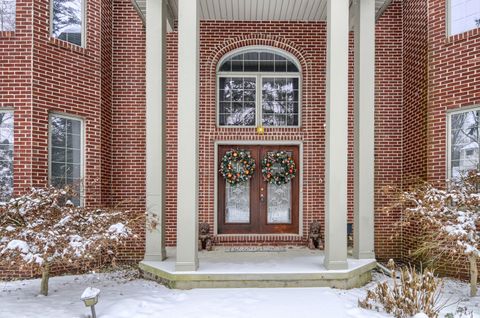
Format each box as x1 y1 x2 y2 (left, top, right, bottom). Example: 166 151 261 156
359 260 445 318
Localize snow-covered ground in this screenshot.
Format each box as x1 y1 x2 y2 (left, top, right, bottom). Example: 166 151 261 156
0 270 478 318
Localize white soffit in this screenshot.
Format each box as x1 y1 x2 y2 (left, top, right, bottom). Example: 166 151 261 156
133 0 392 26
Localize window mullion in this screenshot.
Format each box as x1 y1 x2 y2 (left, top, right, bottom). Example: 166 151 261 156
257 74 261 127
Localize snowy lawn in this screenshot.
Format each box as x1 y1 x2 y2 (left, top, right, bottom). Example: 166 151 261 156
0 270 479 318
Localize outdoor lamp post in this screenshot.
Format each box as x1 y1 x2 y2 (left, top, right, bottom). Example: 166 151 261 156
81 287 101 318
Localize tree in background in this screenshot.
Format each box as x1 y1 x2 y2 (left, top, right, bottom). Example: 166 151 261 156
0 112 14 202
51 0 81 36
0 0 15 31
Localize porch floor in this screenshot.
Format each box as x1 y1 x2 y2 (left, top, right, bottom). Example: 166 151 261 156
139 247 377 289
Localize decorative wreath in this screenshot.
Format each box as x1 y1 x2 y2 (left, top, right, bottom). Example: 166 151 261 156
219 149 256 186
262 151 296 185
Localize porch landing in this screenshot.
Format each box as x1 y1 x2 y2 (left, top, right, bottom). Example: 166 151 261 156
139 247 377 289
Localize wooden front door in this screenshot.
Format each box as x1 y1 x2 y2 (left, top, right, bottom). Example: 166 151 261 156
218 145 299 234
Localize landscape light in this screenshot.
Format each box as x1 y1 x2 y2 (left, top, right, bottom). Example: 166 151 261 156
81 287 101 318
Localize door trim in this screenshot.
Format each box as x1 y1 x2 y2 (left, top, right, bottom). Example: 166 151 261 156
214 140 304 236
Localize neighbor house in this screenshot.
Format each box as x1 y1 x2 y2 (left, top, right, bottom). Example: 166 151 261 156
0 0 479 287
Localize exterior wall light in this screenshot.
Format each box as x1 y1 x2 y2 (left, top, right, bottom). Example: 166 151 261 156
256 125 265 135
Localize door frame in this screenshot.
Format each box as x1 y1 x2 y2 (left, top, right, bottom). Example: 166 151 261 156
214 140 304 236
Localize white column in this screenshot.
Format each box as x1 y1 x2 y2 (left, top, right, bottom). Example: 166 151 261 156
176 0 199 271
353 0 376 260
144 0 167 262
324 0 350 271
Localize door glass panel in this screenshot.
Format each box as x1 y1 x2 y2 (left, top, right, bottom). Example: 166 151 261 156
225 181 250 223
266 150 293 224
267 182 292 224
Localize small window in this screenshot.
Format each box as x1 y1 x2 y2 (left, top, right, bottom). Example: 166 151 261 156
217 48 301 127
49 114 83 205
448 0 480 36
0 0 16 31
449 107 479 179
51 0 84 46
0 111 14 202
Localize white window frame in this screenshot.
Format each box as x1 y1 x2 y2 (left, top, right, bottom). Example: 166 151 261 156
48 113 85 206
0 109 14 203
447 0 480 36
216 46 302 128
50 0 87 47
447 105 480 180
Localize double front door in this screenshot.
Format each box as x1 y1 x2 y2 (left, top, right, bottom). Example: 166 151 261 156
218 145 299 234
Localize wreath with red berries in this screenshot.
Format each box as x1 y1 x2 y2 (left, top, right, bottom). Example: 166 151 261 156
262 151 296 185
219 149 256 186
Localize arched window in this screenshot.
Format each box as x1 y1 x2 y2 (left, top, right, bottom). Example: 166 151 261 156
217 47 301 127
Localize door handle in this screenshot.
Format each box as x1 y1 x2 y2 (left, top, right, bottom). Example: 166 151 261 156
260 187 265 202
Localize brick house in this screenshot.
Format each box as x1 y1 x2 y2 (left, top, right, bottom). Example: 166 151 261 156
0 0 479 286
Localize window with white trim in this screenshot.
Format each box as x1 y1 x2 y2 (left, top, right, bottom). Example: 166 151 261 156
217 48 301 127
448 0 480 36
51 0 84 46
49 114 83 205
0 111 13 202
449 107 480 179
0 0 16 31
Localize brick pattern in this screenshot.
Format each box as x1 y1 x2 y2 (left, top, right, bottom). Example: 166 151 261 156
0 0 34 278
401 0 480 279
373 0 404 260
0 0 34 197
110 0 147 260
101 0 113 207
31 0 103 205
2 0 477 280
401 0 429 273
427 0 480 183
163 2 404 260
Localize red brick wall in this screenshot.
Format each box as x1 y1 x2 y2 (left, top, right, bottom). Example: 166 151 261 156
374 0 403 260
7 0 479 279
403 0 428 184
402 0 480 278
163 2 404 261
110 0 146 260
401 0 429 271
31 0 103 206
101 0 113 206
0 0 34 278
426 0 480 183
0 0 34 196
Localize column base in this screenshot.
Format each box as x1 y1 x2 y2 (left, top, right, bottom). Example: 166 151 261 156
324 259 348 270
353 250 376 260
144 252 167 262
175 261 199 272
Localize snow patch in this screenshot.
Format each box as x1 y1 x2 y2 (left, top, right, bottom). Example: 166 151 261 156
81 287 100 300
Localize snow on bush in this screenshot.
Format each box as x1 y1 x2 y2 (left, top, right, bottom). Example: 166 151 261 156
399 170 480 296
0 187 138 295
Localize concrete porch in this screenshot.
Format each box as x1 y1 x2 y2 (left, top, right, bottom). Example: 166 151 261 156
140 247 377 289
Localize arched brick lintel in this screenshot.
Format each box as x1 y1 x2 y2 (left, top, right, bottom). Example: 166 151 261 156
205 34 313 108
